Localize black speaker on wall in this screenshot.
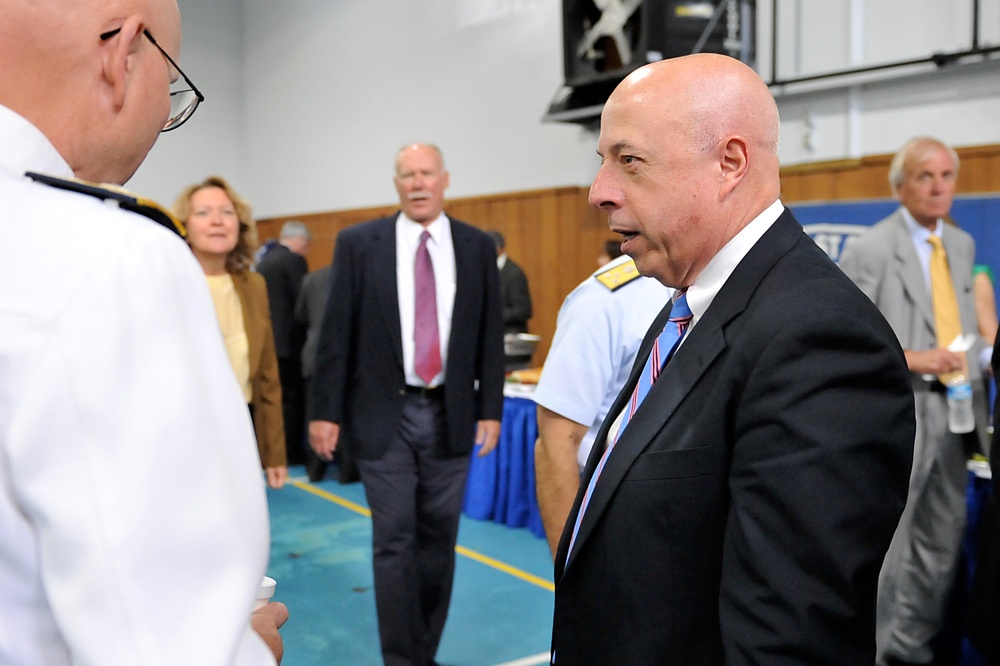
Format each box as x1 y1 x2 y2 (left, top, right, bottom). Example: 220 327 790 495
544 0 755 125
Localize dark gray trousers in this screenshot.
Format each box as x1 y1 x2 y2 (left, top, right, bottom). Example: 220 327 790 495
357 393 470 666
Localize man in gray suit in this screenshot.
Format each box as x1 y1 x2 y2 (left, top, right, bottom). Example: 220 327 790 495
839 136 991 666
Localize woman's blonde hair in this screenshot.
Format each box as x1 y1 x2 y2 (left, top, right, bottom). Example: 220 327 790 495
173 175 258 273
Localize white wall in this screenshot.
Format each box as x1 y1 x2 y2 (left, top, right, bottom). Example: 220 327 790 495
239 0 600 217
762 0 1000 169
129 0 1000 217
128 0 247 211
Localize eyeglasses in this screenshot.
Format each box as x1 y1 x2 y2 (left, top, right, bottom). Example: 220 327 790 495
100 27 205 132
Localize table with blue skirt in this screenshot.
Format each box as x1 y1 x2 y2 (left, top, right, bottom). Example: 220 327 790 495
958 462 993 665
463 394 545 539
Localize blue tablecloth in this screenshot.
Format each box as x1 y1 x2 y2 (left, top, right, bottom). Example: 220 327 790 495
463 396 545 538
960 467 993 665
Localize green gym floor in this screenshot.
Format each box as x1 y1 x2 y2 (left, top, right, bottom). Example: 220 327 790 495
265 466 555 665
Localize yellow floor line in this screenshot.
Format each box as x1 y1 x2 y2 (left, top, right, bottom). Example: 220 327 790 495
455 545 554 592
289 480 555 593
292 480 372 516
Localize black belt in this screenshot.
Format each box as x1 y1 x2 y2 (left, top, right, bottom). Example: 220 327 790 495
403 384 445 399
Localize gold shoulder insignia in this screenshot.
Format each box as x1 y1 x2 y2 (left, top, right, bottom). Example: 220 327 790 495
595 259 641 291
25 171 186 238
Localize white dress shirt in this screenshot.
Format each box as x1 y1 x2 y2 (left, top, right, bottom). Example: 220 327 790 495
900 206 939 294
607 199 785 446
396 212 457 387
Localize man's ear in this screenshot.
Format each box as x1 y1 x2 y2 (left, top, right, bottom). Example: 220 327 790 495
718 137 749 200
101 17 145 111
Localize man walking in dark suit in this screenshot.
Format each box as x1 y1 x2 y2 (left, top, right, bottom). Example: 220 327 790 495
550 54 915 665
257 220 311 464
309 143 504 666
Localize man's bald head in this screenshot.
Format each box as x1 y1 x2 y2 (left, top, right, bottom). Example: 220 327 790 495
611 54 780 176
589 54 783 287
0 0 182 184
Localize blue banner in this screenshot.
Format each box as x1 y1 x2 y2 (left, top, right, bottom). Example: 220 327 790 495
791 196 1000 272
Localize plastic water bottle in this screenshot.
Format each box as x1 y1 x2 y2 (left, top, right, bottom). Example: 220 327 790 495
945 375 975 434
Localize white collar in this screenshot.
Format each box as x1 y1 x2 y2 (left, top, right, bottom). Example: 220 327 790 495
0 104 73 180
685 199 785 323
396 211 449 244
899 205 942 241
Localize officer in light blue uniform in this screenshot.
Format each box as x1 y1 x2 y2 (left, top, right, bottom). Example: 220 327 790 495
533 252 670 555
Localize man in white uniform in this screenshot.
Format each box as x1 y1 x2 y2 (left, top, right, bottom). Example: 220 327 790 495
533 253 670 555
0 0 287 663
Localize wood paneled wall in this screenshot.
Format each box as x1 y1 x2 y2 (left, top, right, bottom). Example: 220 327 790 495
779 143 1000 202
256 143 1000 368
256 187 616 365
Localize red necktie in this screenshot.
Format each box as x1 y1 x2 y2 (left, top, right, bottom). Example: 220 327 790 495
414 230 441 384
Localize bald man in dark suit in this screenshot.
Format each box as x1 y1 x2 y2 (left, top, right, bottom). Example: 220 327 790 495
551 54 914 665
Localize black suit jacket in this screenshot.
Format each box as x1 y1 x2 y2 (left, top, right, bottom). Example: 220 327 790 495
551 210 915 665
293 264 332 379
256 244 308 359
966 335 1000 661
499 258 532 334
309 214 505 460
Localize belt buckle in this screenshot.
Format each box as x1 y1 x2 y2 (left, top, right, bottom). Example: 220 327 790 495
405 384 441 398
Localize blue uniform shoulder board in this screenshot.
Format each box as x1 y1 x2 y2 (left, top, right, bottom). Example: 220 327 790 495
25 171 186 238
594 258 641 291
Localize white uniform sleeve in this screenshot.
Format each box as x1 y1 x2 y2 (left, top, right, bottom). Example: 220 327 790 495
6 224 275 664
533 283 619 428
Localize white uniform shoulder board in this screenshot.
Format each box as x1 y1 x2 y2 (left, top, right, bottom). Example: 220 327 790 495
594 259 641 291
25 171 186 238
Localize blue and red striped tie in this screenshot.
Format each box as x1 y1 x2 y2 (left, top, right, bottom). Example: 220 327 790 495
565 290 692 563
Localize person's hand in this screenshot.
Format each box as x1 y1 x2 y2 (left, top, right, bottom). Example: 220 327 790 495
905 348 965 376
309 420 340 461
251 601 289 664
266 466 288 489
475 419 501 457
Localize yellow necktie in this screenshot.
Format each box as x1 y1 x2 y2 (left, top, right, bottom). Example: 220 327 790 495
928 235 964 380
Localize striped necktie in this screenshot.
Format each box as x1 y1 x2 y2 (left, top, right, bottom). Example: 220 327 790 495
565 291 693 563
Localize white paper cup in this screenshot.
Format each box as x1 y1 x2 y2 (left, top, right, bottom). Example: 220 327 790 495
254 575 276 611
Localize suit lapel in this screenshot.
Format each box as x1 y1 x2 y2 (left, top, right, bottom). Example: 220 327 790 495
559 209 805 577
888 212 935 333
231 271 263 379
371 217 403 367
560 305 728 575
448 217 472 353
941 223 971 300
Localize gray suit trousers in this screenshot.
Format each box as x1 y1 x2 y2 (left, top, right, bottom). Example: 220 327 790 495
876 388 969 664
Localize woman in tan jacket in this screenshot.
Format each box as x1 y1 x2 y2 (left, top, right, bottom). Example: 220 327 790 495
174 176 287 488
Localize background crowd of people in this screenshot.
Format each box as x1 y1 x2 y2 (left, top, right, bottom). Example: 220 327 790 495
4 1 1000 665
